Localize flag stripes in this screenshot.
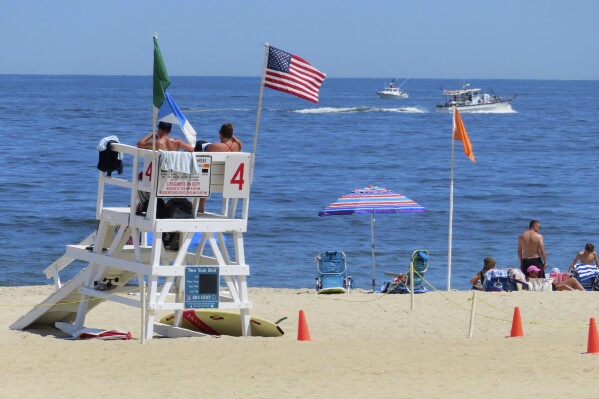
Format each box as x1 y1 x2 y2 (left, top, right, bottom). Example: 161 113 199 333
264 47 325 103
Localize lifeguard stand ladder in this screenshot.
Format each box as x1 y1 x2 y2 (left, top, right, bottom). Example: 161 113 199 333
11 144 253 339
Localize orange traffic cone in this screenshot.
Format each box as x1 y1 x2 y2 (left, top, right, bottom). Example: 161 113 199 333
586 318 599 354
510 307 524 337
297 310 311 341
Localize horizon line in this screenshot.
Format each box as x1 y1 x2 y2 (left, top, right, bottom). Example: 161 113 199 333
0 73 597 82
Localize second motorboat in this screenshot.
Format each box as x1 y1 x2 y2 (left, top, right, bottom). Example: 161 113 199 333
435 83 515 112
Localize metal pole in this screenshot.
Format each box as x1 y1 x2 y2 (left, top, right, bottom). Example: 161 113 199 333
152 33 158 154
152 107 157 153
447 108 456 291
252 43 270 156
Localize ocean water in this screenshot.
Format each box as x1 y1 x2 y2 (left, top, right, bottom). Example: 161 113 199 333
1 76 598 291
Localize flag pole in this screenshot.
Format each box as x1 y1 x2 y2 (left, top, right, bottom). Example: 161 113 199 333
447 108 456 291
252 43 269 156
249 43 269 183
152 33 159 153
152 107 157 153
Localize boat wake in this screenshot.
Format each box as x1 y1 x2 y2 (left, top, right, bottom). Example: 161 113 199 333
185 107 252 113
292 106 427 114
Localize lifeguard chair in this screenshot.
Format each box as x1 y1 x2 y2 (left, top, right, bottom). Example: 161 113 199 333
11 144 255 339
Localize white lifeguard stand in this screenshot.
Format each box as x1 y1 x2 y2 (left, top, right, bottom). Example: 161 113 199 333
11 144 254 339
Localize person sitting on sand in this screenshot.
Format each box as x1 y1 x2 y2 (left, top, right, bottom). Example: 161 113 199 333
470 257 496 290
528 265 584 291
567 242 599 273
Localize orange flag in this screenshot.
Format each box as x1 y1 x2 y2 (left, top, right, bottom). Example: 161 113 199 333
453 108 475 163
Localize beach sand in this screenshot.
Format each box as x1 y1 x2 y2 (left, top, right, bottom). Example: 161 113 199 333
2 286 598 398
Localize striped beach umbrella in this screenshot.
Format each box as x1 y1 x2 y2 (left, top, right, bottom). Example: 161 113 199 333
318 186 426 291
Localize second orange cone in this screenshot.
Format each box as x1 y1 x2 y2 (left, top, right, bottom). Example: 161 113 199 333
510 307 524 337
297 309 311 341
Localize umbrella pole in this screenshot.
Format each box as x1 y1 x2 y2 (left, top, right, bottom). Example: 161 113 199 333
447 109 456 291
371 213 376 292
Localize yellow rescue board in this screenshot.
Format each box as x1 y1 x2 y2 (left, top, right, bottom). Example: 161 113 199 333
159 310 284 337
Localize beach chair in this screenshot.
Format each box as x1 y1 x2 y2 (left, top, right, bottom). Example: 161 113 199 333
382 250 430 294
483 269 516 292
315 251 353 294
571 264 599 291
481 269 525 291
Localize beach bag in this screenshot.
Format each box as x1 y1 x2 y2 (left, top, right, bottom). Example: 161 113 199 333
138 198 168 218
528 278 553 291
549 272 569 284
166 198 194 219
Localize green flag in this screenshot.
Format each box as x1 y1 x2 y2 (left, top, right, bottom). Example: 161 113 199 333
153 36 171 109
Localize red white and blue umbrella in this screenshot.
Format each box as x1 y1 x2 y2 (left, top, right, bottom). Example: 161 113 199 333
318 186 426 291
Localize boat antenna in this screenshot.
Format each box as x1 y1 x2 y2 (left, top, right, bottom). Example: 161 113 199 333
398 78 410 88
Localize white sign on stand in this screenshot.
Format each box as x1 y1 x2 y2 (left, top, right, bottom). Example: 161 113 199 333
223 153 251 198
156 154 212 198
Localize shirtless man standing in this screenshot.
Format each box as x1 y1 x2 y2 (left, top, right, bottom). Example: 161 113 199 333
137 121 194 151
518 219 547 278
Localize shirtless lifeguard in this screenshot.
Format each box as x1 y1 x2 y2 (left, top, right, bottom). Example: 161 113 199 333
137 121 194 152
518 219 547 278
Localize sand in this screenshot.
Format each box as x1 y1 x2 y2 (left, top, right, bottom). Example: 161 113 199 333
1 286 598 399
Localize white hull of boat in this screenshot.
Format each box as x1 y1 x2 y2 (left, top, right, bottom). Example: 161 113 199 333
377 91 408 99
435 99 513 113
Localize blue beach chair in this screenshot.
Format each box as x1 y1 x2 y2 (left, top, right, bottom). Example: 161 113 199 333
483 269 511 292
482 269 522 292
382 250 430 294
315 251 353 294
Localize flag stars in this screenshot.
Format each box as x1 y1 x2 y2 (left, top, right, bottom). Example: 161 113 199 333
267 47 291 72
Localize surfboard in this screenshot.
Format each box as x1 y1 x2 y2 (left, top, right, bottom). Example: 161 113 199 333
159 310 284 337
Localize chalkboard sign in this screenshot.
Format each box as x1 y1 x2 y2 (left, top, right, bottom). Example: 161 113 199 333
184 266 219 308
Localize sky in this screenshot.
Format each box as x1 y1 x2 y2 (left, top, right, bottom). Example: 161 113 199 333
1 0 598 80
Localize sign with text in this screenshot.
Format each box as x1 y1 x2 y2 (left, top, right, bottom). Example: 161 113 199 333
223 153 251 198
156 154 212 198
184 266 219 309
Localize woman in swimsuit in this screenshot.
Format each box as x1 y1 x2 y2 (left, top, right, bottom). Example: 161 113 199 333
204 123 243 152
470 257 496 290
198 123 243 213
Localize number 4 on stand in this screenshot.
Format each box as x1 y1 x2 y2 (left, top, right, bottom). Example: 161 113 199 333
223 154 251 198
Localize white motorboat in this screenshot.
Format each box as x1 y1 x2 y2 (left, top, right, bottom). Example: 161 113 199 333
435 83 515 112
377 78 409 99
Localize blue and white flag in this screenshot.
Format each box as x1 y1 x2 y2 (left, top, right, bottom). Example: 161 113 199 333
158 90 197 146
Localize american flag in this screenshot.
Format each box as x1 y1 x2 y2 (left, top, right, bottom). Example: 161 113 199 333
264 46 326 103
